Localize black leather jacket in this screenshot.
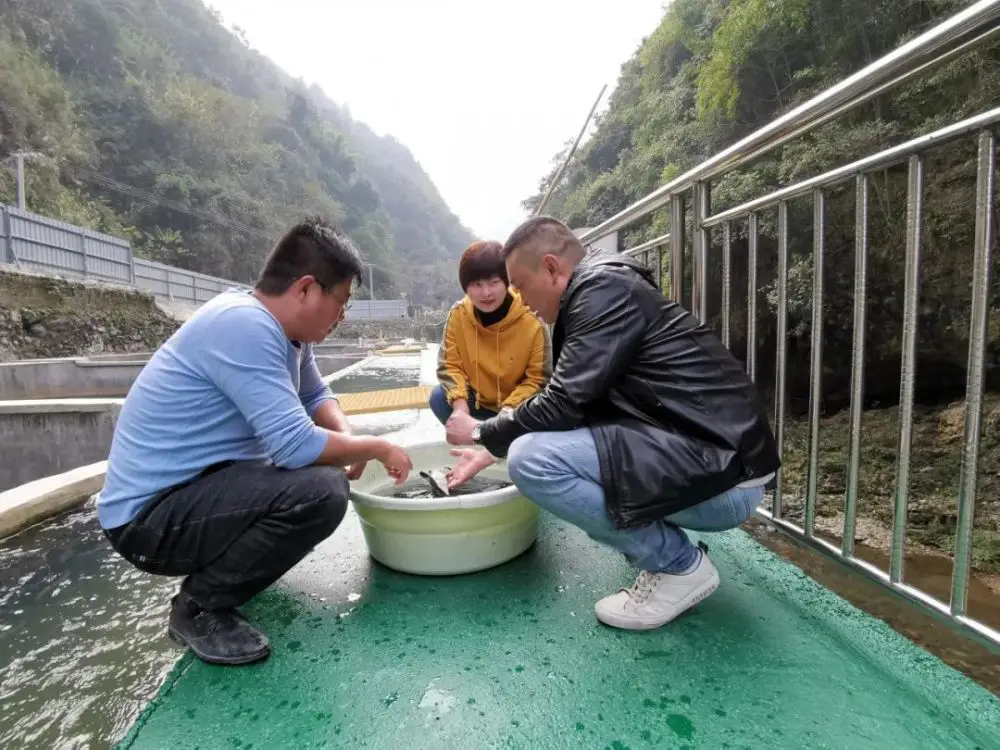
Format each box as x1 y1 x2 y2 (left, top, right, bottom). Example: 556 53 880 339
479 249 780 530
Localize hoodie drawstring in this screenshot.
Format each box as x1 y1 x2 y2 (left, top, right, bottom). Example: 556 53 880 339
496 329 501 411
473 330 480 411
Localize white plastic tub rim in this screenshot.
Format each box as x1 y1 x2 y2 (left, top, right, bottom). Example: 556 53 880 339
349 438 521 511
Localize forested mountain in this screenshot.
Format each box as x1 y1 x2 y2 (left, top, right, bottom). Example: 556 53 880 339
527 0 1000 409
0 0 474 307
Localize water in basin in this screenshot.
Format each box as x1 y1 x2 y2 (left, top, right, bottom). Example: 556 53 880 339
386 475 514 499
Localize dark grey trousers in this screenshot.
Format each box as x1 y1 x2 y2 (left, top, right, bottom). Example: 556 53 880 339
105 460 349 610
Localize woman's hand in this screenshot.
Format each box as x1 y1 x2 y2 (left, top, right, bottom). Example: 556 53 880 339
445 448 496 490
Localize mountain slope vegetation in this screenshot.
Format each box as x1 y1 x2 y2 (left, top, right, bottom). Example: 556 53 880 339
0 0 474 307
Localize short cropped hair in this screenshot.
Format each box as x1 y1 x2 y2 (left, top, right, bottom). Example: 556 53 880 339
256 216 365 295
502 216 584 266
458 240 508 290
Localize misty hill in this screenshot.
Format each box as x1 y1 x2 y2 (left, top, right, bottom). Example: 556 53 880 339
0 0 475 307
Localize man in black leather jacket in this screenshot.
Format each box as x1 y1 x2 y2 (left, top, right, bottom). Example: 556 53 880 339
445 215 779 631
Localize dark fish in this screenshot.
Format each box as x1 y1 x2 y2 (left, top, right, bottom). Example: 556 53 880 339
419 469 451 497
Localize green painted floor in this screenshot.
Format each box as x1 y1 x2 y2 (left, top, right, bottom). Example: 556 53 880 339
117 507 1000 750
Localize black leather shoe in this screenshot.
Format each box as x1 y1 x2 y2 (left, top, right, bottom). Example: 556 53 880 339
167 594 270 666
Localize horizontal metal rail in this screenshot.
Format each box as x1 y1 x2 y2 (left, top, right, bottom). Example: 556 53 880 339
622 232 670 257
704 108 1000 225
579 0 1000 247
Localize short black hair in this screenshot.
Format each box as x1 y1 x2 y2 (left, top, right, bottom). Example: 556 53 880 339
502 215 583 263
458 240 507 290
256 216 365 295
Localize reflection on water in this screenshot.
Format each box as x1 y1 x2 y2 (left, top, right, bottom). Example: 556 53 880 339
0 354 423 749
0 502 177 749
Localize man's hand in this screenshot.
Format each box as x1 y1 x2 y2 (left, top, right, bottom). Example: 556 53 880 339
445 448 495 489
345 461 367 480
379 442 413 485
446 410 479 445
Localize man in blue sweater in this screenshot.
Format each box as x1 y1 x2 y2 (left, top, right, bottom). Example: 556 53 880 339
99 217 412 666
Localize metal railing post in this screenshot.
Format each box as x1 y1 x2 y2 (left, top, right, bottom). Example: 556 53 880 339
805 189 826 537
670 194 685 302
747 213 759 382
655 246 663 292
721 221 732 348
773 201 790 519
951 130 996 616
890 154 925 585
843 174 870 556
692 181 710 321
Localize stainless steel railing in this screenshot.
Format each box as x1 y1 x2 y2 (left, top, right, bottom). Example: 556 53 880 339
587 1 1000 649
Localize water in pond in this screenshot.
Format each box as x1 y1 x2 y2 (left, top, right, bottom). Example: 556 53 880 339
331 355 421 394
0 501 177 749
386 474 513 499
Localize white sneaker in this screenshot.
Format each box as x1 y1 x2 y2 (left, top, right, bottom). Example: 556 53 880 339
594 551 720 630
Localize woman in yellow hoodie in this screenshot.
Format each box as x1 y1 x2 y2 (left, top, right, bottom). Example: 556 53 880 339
430 240 552 425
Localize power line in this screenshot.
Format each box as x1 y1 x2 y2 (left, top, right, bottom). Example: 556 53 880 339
66 165 391 278
66 165 269 239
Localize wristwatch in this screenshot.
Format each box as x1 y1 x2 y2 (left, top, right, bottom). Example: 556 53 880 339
471 423 482 444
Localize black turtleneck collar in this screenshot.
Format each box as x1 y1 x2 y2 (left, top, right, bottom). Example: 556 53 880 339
475 292 513 327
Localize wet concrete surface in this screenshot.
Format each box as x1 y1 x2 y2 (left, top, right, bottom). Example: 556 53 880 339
744 518 1000 696
121 512 1000 750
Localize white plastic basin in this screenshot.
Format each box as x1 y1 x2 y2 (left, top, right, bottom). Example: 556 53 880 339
349 440 539 575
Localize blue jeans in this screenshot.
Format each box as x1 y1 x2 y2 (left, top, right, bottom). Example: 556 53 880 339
506 428 765 574
428 384 498 425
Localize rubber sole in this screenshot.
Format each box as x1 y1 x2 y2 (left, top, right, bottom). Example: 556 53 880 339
167 625 271 666
593 569 721 631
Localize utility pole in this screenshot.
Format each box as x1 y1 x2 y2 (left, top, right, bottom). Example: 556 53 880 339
534 84 607 216
365 262 374 300
3 150 46 212
15 153 25 210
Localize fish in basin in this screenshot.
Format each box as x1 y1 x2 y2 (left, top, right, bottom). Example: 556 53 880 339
386 470 515 499
419 469 451 497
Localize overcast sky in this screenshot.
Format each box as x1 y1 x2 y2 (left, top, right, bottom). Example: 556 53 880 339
204 0 667 242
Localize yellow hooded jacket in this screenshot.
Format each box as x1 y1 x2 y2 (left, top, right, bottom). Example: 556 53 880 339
436 290 552 412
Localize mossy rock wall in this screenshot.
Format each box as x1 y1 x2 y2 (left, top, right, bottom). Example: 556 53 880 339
0 268 179 361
